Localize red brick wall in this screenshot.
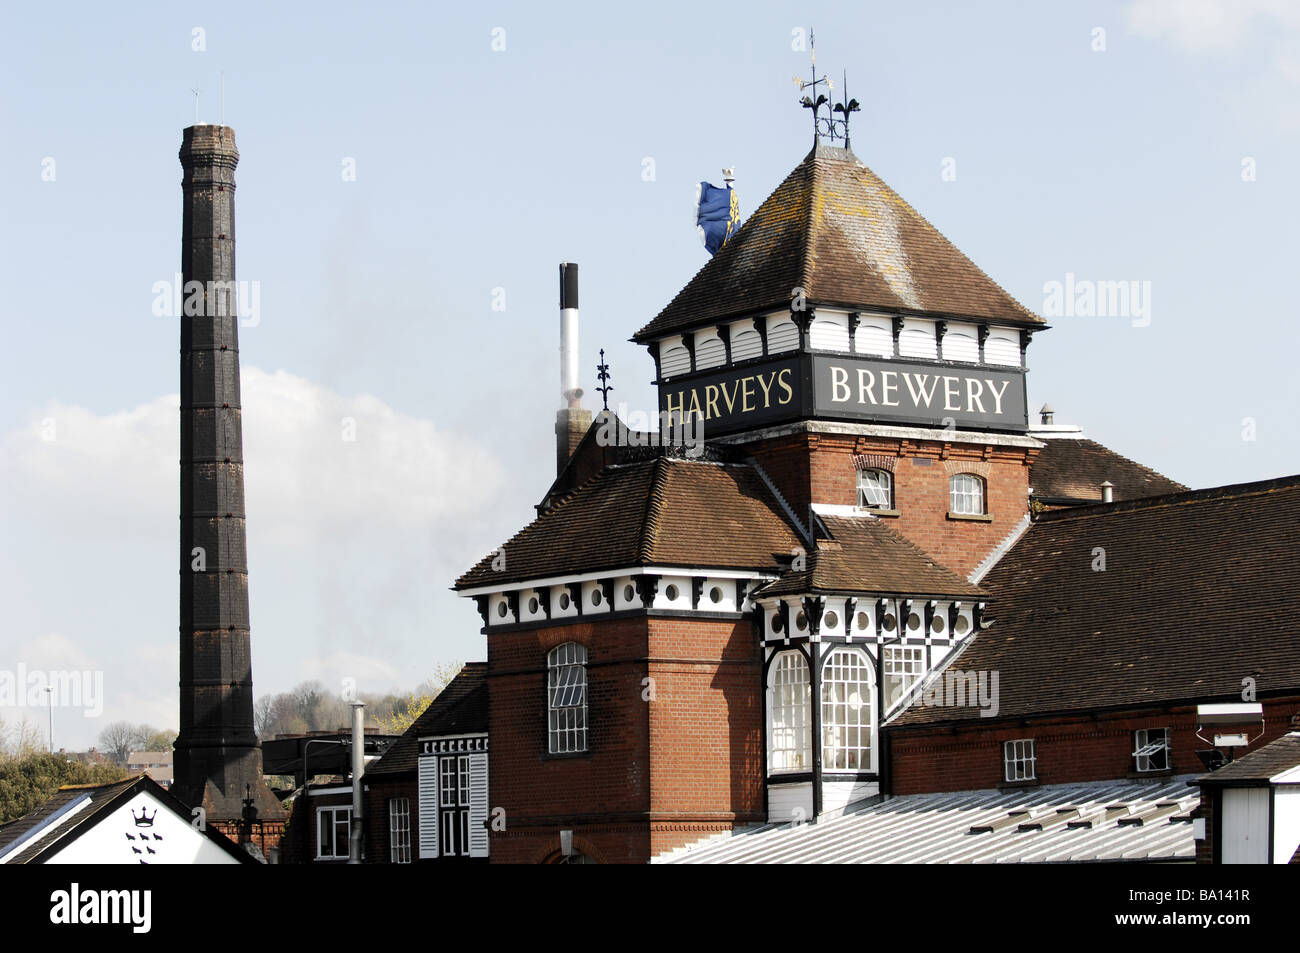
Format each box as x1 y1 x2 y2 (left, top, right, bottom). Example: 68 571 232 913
646 617 765 856
745 431 1036 577
363 775 417 864
487 614 766 863
487 618 652 863
889 698 1300 795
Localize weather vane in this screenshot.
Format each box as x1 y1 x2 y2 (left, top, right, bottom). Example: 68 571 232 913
595 349 613 411
793 31 860 148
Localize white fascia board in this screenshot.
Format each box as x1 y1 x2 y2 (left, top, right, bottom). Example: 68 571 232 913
417 732 489 744
458 565 776 598
717 420 1045 450
811 503 880 519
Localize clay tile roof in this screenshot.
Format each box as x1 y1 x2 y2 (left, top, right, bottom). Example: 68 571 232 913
757 514 984 599
634 143 1041 342
366 664 488 777
1031 437 1186 505
889 475 1300 727
455 456 805 589
1193 733 1300 786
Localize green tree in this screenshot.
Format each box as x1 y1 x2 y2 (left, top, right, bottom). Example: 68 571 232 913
375 662 463 735
0 751 128 824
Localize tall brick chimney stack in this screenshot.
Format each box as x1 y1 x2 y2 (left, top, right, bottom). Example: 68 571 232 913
172 125 282 831
555 262 592 475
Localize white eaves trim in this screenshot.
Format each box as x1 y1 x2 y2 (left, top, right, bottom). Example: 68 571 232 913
968 512 1032 585
458 565 777 598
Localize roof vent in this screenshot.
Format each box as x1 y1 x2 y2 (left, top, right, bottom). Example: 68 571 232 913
1100 480 1114 503
1039 403 1054 425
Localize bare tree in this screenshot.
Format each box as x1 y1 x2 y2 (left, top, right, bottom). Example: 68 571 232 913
97 721 149 764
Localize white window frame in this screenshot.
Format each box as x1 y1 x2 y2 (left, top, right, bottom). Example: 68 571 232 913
1004 739 1037 782
882 645 924 711
388 797 411 864
548 642 588 754
950 473 986 515
317 805 353 860
856 468 893 509
821 648 874 772
1133 728 1170 773
769 652 811 773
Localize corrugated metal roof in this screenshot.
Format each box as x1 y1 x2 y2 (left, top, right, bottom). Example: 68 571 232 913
657 777 1199 864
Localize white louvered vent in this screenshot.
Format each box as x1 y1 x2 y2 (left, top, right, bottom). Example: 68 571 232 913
468 751 490 858
694 330 726 369
417 755 439 859
942 323 979 363
898 319 937 359
730 323 763 362
854 315 893 357
659 341 692 378
767 316 800 353
809 315 850 351
984 328 1022 366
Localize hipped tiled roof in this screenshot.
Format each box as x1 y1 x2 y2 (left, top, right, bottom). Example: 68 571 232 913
636 143 1041 342
1031 437 1186 504
1194 732 1300 785
891 475 1300 727
366 664 488 777
756 514 983 599
456 456 805 589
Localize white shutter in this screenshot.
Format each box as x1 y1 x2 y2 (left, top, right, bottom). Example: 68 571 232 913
468 751 490 858
418 755 439 859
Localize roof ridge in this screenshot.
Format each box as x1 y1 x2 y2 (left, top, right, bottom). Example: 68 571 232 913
636 456 672 562
1036 472 1300 523
1079 437 1187 492
798 148 819 308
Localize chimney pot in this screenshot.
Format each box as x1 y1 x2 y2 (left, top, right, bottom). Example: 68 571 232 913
1039 403 1055 426
1101 480 1114 503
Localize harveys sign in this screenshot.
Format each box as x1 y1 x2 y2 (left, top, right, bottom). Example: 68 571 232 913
657 354 1027 435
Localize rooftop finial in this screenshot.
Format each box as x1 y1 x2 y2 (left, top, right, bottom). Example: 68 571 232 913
793 32 858 148
595 349 613 412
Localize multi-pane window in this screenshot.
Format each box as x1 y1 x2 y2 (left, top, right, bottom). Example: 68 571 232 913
317 806 352 860
388 797 411 864
882 645 925 710
769 652 811 772
821 649 873 772
856 468 893 509
548 642 588 754
1004 739 1037 782
950 473 986 515
1133 728 1170 772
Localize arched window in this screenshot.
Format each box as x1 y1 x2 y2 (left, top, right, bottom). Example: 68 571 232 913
547 642 587 754
769 652 810 772
856 468 893 509
949 473 986 515
821 648 873 772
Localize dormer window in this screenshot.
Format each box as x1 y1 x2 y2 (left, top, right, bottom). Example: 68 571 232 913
857 468 894 510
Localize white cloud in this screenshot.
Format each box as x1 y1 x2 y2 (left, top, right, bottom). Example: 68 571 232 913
0 369 509 746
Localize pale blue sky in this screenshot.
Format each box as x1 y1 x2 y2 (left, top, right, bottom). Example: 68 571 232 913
2 1 1297 747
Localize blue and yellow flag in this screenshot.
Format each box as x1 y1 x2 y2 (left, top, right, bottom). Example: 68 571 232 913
695 180 740 256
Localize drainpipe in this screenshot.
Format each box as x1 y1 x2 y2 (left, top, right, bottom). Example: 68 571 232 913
349 703 365 864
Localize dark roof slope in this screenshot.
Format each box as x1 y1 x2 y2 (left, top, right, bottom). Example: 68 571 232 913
891 475 1300 727
1031 437 1186 504
636 143 1041 342
1194 733 1300 786
757 514 983 598
456 456 805 589
366 664 488 777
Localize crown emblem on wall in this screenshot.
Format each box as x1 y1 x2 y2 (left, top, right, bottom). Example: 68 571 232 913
131 806 157 827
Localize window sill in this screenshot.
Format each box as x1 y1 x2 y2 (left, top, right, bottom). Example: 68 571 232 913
862 507 900 518
997 778 1040 790
947 511 993 523
541 750 591 762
